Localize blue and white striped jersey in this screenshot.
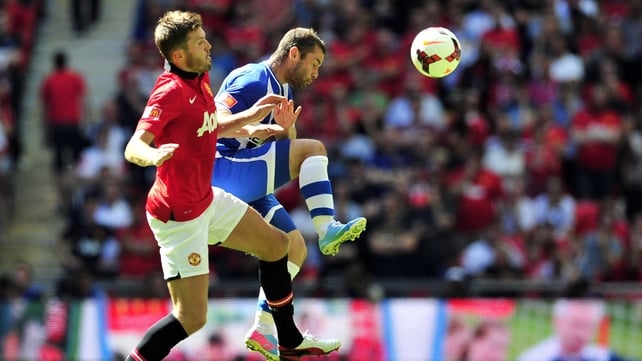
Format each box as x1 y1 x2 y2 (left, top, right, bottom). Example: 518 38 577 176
214 61 292 152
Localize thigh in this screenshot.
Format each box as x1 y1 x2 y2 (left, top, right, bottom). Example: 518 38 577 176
214 195 288 261
147 213 210 280
166 273 209 333
250 194 297 233
213 141 291 202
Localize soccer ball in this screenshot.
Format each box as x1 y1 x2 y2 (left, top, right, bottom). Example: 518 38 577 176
410 27 462 78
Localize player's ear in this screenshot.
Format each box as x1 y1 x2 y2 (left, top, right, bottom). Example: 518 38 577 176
288 46 299 61
170 48 185 64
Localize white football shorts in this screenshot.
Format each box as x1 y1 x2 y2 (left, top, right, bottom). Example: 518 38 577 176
147 186 248 280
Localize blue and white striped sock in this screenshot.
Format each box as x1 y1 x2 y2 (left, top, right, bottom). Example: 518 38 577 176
299 155 334 235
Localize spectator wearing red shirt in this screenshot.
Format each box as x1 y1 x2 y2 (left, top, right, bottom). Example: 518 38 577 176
447 152 504 235
570 84 623 200
525 106 568 196
40 50 88 175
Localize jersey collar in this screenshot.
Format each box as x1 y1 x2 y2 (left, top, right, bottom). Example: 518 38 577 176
167 61 199 80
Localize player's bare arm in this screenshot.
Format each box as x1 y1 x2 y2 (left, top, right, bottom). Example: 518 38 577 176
217 94 287 137
124 129 179 167
235 123 286 139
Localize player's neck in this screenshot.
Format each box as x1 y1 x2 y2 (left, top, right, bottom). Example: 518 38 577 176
267 59 286 85
167 61 199 79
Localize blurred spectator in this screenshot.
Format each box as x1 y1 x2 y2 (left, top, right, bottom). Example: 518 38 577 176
446 151 504 236
460 225 499 277
115 51 148 133
570 84 623 200
75 125 126 184
55 191 120 279
496 177 536 236
92 175 133 231
363 186 427 278
39 50 88 187
482 126 525 188
448 88 491 151
576 211 625 281
56 268 106 300
116 197 161 279
532 176 576 239
70 0 101 36
383 72 446 132
627 212 642 281
0 100 13 234
7 259 43 301
524 105 567 196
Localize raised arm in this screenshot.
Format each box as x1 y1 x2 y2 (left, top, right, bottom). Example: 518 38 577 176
124 129 179 167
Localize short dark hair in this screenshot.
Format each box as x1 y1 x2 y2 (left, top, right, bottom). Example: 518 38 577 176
271 27 326 65
154 10 203 61
54 50 67 69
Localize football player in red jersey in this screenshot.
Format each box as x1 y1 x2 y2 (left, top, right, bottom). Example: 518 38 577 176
123 10 339 361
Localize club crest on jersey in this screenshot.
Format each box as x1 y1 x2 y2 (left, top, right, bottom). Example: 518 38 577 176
221 93 238 108
142 106 162 120
204 83 213 98
196 111 217 137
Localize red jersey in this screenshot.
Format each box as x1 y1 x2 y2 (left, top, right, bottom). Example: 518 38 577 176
136 68 217 222
571 108 622 171
40 69 86 124
446 167 504 233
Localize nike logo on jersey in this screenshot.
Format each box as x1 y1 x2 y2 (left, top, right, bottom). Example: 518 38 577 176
189 95 197 104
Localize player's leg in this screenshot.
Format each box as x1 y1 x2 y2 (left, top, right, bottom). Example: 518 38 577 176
126 214 212 361
288 138 367 255
244 195 307 358
210 188 340 359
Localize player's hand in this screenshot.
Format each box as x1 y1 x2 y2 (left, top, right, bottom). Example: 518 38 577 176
251 94 288 120
151 143 179 166
245 124 285 139
273 99 301 130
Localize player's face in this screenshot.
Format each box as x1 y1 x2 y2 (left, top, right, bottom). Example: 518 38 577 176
184 27 212 74
287 46 324 89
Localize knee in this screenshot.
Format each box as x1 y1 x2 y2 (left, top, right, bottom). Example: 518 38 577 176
289 232 307 264
262 229 290 261
175 307 207 335
301 139 327 157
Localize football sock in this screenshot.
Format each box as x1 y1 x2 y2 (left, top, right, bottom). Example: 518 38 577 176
125 313 187 361
299 155 335 234
253 261 300 333
259 256 303 348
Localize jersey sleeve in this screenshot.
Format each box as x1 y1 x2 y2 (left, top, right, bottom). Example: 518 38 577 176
215 76 266 114
136 78 183 137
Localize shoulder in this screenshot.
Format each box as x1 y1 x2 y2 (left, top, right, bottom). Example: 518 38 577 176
148 72 184 102
222 63 270 92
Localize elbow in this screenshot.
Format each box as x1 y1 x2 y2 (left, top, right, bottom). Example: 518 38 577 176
123 142 136 164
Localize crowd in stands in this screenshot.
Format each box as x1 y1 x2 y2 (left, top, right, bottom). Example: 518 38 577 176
0 0 41 238
7 0 642 300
